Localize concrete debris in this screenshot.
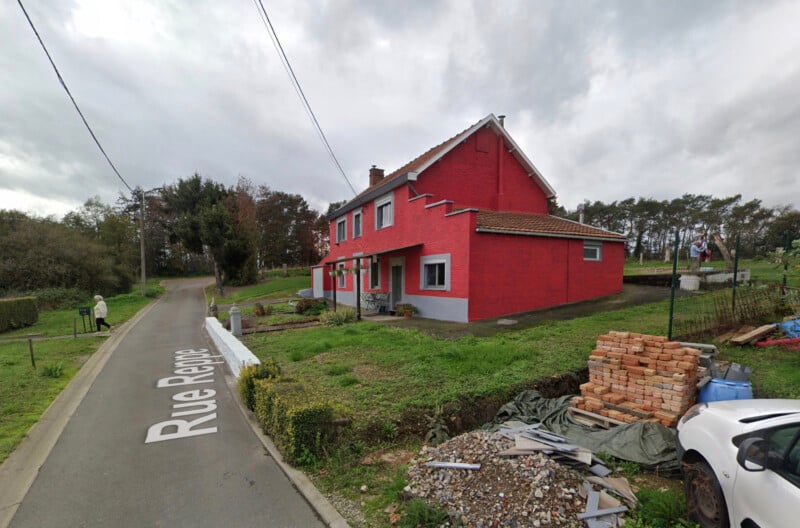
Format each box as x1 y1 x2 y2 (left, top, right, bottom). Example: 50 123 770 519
406 427 635 527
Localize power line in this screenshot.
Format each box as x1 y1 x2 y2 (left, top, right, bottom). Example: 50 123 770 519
17 0 133 193
252 0 357 196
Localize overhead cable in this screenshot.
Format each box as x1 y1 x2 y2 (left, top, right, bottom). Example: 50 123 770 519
17 0 133 193
252 0 357 195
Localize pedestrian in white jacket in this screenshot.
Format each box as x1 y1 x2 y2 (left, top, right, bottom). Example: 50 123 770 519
93 295 111 332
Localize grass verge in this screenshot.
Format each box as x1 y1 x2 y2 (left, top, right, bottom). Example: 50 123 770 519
0 282 162 463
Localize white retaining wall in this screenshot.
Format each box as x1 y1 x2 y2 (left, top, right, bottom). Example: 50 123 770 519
205 317 260 378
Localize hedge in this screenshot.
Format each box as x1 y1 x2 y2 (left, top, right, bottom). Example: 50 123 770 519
0 297 38 333
237 358 282 410
251 377 334 464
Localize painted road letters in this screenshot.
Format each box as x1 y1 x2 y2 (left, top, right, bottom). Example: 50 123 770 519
146 348 221 443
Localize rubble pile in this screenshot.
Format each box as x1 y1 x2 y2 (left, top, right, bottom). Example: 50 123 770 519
406 431 588 527
572 331 701 427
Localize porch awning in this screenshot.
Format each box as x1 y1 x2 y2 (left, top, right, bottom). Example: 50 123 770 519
324 243 423 265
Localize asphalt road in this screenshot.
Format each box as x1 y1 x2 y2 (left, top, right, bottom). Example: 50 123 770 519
8 280 325 528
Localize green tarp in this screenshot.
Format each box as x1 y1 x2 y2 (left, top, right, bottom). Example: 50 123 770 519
483 390 681 475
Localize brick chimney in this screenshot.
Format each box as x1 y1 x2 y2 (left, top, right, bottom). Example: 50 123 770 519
369 165 384 187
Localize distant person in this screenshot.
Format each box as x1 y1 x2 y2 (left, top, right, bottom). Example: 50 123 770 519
689 238 707 272
93 295 111 332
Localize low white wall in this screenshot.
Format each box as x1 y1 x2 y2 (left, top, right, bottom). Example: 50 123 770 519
205 317 260 378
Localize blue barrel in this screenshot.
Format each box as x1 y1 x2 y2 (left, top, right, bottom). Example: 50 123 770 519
698 379 753 403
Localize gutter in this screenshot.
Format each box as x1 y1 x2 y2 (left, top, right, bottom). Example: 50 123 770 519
475 227 626 243
326 173 413 220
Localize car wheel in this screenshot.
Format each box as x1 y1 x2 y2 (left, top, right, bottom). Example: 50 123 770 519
684 460 730 528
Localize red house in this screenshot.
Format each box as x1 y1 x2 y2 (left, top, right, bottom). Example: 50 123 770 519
311 114 626 322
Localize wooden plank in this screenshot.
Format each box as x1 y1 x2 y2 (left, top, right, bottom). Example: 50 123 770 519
569 407 626 427
730 324 777 345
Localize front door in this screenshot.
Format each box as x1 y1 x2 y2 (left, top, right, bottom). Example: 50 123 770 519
390 263 404 308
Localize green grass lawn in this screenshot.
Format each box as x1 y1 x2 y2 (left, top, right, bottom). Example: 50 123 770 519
205 275 311 304
0 338 104 462
0 282 163 463
2 282 163 338
625 258 800 287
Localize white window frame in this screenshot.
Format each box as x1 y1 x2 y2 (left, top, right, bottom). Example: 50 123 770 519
352 208 362 239
584 241 602 262
369 258 380 289
374 193 394 230
336 217 347 243
420 254 450 291
337 262 346 288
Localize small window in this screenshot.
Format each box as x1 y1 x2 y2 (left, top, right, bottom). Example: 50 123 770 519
336 218 347 243
584 241 602 261
425 263 445 287
369 259 380 289
420 254 450 291
337 263 346 288
375 193 393 230
353 209 362 238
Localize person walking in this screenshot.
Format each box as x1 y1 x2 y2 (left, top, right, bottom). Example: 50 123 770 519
93 295 111 332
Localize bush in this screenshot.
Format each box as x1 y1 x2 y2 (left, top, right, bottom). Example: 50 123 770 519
29 288 89 311
237 358 282 410
319 307 357 326
252 378 335 465
0 297 38 333
295 298 328 315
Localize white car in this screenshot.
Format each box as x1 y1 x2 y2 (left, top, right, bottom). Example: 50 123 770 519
676 399 800 528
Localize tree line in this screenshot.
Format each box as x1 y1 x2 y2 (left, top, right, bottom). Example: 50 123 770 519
0 174 329 297
555 194 800 261
2 180 798 299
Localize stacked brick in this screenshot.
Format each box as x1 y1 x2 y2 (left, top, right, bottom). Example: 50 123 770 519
571 331 701 427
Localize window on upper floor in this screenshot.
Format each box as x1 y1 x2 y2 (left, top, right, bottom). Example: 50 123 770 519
375 193 393 230
336 217 347 243
420 254 450 291
584 241 602 261
353 209 362 238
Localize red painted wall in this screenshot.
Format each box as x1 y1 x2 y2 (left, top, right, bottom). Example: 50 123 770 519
319 189 473 299
468 232 624 321
414 128 549 214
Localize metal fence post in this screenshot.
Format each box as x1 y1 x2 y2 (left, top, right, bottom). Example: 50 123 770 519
668 229 679 340
732 235 741 319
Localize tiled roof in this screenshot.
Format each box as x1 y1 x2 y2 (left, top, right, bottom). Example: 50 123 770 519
348 119 480 203
475 210 627 241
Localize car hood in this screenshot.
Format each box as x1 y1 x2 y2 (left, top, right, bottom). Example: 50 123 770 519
704 399 800 422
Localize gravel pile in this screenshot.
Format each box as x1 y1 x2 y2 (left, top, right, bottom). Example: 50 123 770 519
405 431 589 527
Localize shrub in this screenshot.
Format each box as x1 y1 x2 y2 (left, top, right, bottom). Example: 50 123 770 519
252 378 335 465
295 298 328 315
319 307 357 326
237 358 283 410
40 363 64 378
0 297 38 333
253 302 265 316
30 288 88 311
399 499 449 528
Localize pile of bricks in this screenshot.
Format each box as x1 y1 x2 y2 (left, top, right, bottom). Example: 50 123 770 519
571 331 701 427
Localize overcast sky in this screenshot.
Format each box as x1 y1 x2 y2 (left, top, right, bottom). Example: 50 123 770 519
2 0 799 219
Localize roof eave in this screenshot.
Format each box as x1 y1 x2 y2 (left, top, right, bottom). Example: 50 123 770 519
326 174 410 220
475 227 626 242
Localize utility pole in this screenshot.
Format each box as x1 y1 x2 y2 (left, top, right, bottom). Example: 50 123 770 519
140 187 162 297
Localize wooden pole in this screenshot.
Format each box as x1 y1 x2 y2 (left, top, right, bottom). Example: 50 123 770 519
28 338 36 368
668 229 680 340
